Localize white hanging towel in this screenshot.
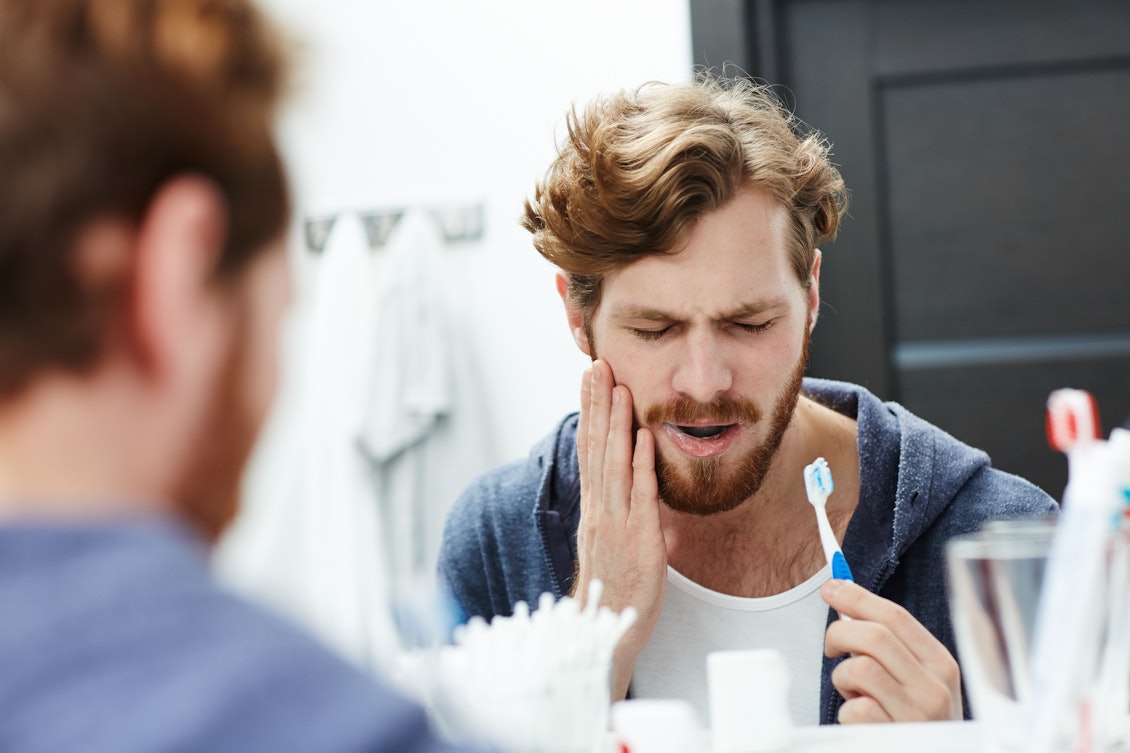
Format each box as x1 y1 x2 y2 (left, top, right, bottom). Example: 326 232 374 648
215 208 496 677
215 213 396 673
358 209 495 600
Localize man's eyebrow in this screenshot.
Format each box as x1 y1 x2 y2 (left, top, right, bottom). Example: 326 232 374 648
612 299 790 322
725 299 791 319
612 306 675 322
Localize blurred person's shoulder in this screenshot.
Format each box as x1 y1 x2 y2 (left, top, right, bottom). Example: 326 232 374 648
0 519 463 753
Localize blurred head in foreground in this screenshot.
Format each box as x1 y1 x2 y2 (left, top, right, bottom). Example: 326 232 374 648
0 0 292 538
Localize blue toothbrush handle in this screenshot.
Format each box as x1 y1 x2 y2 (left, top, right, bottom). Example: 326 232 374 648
831 551 854 582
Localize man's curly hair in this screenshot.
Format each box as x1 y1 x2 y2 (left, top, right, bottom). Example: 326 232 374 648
523 73 848 332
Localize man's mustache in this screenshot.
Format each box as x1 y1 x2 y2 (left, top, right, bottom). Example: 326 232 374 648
643 397 762 426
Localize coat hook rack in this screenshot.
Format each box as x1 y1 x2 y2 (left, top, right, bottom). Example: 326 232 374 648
303 203 484 253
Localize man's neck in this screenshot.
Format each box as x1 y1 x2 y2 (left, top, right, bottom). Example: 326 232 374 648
0 372 171 521
659 395 860 598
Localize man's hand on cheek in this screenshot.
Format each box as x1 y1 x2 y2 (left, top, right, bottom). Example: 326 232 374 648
821 579 963 724
574 359 667 702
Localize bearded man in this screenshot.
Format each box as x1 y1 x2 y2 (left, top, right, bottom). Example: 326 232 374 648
438 75 1057 727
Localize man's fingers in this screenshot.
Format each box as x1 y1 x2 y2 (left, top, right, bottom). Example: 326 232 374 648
630 427 659 518
824 617 920 687
837 695 894 725
822 580 951 667
824 580 962 696
831 651 953 723
578 367 592 499
586 360 614 506
823 580 963 722
831 654 912 721
602 385 635 517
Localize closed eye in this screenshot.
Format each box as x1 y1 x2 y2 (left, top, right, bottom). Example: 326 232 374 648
733 321 773 334
632 327 671 341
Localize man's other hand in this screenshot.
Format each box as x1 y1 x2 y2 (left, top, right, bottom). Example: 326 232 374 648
821 579 963 723
574 359 667 702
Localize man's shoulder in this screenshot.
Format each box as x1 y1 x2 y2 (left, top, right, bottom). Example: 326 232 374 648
804 375 993 479
0 522 456 753
877 394 1058 539
439 415 581 621
446 412 579 523
801 376 870 417
804 377 1058 534
951 463 1058 520
872 390 1058 518
178 590 449 751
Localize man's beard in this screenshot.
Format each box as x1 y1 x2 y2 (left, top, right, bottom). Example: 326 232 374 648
645 327 810 516
171 323 260 542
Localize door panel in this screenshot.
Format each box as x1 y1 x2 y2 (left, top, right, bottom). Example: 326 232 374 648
692 0 1130 496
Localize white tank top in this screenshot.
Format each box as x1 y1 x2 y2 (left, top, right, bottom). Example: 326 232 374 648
631 563 830 727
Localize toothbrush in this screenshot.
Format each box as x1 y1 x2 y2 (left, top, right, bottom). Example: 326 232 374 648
1097 428 1130 750
1026 388 1115 753
804 457 853 582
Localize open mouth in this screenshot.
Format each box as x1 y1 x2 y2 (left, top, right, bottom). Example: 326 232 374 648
664 422 742 459
674 424 733 440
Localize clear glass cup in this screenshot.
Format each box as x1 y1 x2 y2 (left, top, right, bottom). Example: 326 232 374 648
949 515 1130 753
946 520 1056 752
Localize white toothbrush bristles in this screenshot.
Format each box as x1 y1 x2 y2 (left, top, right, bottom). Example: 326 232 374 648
804 457 841 567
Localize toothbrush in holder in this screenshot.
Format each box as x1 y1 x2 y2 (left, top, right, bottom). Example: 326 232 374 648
804 457 854 582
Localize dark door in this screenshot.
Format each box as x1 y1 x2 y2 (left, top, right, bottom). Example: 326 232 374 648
692 0 1130 497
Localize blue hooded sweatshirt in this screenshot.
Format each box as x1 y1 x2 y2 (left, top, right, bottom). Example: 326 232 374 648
438 378 1058 724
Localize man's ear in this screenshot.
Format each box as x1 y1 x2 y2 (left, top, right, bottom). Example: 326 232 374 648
555 271 592 356
128 175 229 378
807 249 822 332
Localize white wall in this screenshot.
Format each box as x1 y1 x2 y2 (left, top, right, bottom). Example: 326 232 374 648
255 0 693 465
212 0 693 667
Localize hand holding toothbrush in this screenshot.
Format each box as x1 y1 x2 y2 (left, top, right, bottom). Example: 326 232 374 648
574 359 668 703
805 457 962 723
821 580 963 723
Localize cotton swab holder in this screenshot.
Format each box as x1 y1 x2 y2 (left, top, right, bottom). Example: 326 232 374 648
396 580 636 753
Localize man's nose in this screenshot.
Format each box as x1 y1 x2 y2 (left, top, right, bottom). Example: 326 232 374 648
671 330 734 404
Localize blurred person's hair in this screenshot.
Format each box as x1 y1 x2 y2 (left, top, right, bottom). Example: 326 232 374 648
523 72 849 334
0 0 290 399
